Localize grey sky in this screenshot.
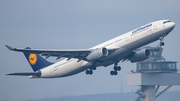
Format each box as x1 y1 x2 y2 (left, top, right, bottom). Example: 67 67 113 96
1 0 180 101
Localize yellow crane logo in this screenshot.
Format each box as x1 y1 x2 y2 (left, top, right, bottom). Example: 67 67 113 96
29 53 37 65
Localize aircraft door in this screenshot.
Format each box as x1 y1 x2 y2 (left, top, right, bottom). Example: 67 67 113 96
153 22 158 31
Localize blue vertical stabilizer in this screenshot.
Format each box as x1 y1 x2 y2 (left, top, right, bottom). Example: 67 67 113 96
23 47 53 72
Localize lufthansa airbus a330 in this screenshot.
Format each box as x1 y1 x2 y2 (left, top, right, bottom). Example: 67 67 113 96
6 20 175 78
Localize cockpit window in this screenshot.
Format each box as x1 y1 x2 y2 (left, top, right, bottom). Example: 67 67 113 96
163 21 171 24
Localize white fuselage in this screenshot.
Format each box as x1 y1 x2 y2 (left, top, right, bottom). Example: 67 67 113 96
38 20 175 78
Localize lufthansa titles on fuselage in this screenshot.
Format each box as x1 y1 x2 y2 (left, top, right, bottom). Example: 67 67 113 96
131 23 152 35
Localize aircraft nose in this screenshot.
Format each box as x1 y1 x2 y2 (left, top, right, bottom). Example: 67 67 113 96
170 22 175 28
164 21 175 36
167 22 175 31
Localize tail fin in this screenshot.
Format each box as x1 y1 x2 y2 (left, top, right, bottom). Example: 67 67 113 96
23 47 53 72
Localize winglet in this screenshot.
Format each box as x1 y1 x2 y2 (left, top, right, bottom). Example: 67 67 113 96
5 45 15 50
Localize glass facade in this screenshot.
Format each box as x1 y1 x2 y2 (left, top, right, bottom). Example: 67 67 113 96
136 62 177 73
150 48 162 57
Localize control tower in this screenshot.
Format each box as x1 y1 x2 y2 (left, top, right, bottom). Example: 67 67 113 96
127 45 180 101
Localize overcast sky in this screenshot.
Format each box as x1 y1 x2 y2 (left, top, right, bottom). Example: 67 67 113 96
1 0 180 101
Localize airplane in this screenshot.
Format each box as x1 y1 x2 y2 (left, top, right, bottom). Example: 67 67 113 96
6 20 175 78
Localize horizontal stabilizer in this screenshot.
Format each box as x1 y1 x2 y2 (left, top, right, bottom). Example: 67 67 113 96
6 72 41 76
5 45 14 50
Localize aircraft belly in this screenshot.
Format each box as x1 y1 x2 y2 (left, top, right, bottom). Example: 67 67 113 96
41 59 89 78
59 60 89 77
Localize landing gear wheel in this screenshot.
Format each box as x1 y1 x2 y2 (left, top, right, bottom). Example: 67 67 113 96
89 70 93 75
92 66 96 70
160 42 165 46
117 66 121 71
86 70 89 74
110 71 114 75
116 66 121 71
114 71 117 75
86 70 93 75
110 71 118 75
114 66 121 71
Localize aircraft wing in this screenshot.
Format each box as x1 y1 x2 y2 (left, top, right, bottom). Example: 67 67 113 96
5 45 116 60
119 51 135 62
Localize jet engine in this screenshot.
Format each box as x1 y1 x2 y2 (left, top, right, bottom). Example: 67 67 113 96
130 49 150 63
86 48 108 61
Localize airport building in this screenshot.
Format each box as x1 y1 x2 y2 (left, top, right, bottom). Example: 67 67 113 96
127 45 180 101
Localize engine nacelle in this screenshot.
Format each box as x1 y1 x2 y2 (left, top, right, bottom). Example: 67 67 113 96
86 48 108 61
130 49 151 63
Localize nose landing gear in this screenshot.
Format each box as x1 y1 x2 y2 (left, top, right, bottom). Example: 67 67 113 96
159 37 165 46
160 42 165 46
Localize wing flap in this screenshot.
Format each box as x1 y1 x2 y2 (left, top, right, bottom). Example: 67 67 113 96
5 45 90 60
119 51 135 62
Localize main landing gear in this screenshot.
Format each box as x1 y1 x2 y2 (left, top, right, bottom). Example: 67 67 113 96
159 37 165 46
86 66 96 75
110 63 121 75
